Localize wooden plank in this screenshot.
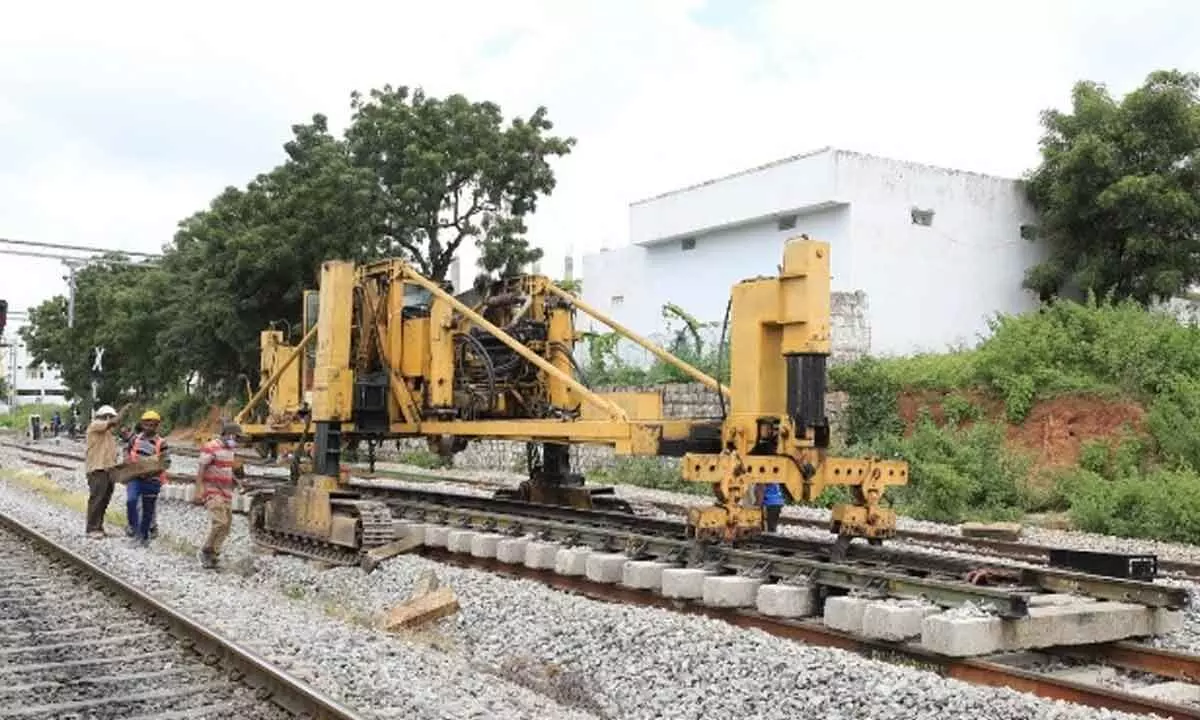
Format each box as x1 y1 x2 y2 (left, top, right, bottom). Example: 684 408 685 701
384 586 459 630
360 535 423 573
961 521 1023 541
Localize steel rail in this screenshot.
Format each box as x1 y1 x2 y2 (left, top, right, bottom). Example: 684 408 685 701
422 547 1200 720
8 438 1199 603
0 509 367 720
10 438 1200 716
356 483 1189 611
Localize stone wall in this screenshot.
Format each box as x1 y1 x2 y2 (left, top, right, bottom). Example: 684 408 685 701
831 291 870 364
391 386 849 474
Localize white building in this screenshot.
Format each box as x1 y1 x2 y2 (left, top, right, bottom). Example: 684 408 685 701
581 147 1046 360
1 323 68 408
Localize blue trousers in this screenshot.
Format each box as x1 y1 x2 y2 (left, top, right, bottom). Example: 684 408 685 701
126 478 161 540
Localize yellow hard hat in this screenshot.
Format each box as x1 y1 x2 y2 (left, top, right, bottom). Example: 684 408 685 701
140 410 162 422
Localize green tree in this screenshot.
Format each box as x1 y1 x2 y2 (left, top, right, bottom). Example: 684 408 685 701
1025 70 1200 304
345 85 575 282
20 86 573 397
20 256 173 402
157 115 385 390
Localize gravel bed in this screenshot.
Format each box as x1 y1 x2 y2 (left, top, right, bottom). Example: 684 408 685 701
0 443 1178 720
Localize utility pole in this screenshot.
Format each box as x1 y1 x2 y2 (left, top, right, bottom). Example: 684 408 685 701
63 261 81 328
0 238 161 329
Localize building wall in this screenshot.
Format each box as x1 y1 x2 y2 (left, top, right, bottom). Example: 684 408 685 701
583 148 1046 359
2 324 68 407
832 151 1044 355
582 204 851 351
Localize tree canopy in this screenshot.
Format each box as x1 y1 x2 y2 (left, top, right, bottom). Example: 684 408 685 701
1025 70 1200 305
20 86 574 406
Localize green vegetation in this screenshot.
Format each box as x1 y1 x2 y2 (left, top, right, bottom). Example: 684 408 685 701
0 402 70 430
578 303 731 388
1025 70 1200 305
395 448 451 470
587 457 705 496
19 85 573 407
832 298 1200 543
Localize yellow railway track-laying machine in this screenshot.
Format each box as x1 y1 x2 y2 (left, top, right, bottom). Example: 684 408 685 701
235 236 908 561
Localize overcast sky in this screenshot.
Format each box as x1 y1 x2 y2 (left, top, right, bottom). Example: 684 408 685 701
2 0 1198 320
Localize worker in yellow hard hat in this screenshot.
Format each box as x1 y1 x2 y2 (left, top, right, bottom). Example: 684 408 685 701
124 409 171 547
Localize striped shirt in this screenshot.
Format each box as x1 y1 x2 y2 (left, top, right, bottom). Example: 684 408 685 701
198 439 236 501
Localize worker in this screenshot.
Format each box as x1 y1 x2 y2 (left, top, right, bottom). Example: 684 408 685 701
758 482 786 533
84 403 131 538
193 422 245 569
125 410 170 546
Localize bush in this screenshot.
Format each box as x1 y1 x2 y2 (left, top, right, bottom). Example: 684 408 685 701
587 457 706 496
1147 375 1200 470
829 357 904 445
1068 468 1200 544
396 448 449 469
0 402 71 430
853 416 1028 524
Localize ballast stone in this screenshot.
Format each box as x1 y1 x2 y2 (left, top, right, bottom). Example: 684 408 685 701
523 541 560 570
921 600 1185 657
661 568 712 599
469 533 503 559
702 576 762 608
585 553 627 584
494 537 529 564
756 583 816 618
622 560 671 591
554 547 592 576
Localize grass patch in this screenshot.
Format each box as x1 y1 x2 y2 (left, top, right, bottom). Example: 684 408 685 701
586 457 705 496
0 468 208 554
0 403 70 430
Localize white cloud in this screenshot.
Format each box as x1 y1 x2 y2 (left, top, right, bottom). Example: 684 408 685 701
1 0 1198 315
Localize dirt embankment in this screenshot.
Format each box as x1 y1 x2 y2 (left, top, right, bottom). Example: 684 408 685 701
897 390 1146 471
166 405 225 444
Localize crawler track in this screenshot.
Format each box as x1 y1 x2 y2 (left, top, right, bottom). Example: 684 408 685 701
0 509 364 720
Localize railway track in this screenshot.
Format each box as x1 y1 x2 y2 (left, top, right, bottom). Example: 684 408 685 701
12 438 1200 584
425 546 1200 719
9 437 1200 716
0 508 364 720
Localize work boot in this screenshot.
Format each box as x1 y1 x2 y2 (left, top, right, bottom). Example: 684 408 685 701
125 526 136 538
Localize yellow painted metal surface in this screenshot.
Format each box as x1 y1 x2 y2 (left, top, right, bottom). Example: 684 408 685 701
400 318 429 378
428 297 455 408
779 239 831 355
579 392 663 421
239 235 909 546
547 305 579 412
313 261 356 420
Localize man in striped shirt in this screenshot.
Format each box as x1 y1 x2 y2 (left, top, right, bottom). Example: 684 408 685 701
194 422 245 569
